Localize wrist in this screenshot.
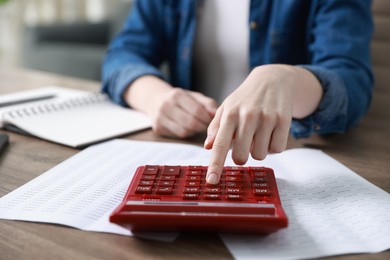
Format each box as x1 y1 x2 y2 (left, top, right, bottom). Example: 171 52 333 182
123 75 173 115
291 66 323 119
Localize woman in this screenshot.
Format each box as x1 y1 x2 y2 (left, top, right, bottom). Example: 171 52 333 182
102 0 373 184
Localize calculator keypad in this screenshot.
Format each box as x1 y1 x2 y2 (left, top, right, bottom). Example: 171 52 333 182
132 165 276 203
110 165 288 234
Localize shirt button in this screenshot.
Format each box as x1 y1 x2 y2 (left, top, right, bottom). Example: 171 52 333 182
314 124 321 131
250 21 258 30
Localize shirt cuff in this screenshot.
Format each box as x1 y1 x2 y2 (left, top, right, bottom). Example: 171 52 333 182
291 65 349 138
102 64 163 107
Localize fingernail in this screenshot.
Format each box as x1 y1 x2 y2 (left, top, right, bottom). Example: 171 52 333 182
204 136 209 147
206 172 218 184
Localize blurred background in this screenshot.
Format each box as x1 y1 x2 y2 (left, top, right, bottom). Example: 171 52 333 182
0 0 389 99
0 0 132 81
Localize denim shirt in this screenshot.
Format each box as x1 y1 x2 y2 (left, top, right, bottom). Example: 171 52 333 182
102 0 373 138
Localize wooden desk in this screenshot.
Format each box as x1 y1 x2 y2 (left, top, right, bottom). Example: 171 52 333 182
0 67 389 260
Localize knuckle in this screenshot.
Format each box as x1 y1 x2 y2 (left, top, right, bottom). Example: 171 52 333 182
212 137 228 152
170 88 184 99
209 98 218 106
159 100 171 114
224 108 239 121
241 109 258 122
207 99 218 109
261 112 274 124
277 114 291 129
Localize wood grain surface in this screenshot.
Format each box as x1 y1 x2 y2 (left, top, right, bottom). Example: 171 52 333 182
0 67 389 260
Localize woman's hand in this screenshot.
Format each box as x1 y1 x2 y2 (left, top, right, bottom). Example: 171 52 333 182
204 64 323 184
124 75 218 138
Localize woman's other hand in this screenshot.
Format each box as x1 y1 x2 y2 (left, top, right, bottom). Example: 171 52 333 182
124 75 218 138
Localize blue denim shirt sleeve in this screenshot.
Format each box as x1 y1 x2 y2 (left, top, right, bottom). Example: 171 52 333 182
291 0 374 138
102 0 165 106
102 0 374 138
292 65 349 138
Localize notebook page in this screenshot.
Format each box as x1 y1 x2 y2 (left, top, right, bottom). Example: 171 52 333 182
221 149 390 260
2 93 152 148
0 86 89 127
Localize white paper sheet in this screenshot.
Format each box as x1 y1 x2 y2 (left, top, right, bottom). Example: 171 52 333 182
0 139 389 258
221 149 390 260
0 139 210 241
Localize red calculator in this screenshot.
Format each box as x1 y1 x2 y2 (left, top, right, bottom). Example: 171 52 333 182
110 165 288 234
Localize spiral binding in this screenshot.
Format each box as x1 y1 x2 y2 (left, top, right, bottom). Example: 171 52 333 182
4 93 109 119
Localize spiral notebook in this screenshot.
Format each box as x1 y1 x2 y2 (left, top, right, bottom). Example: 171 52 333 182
0 87 151 148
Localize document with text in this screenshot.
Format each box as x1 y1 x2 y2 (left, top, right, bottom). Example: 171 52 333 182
0 139 389 259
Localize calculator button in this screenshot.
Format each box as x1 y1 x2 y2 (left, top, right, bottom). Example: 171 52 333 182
135 186 153 194
253 177 268 183
188 166 204 171
183 193 199 200
252 177 268 183
205 181 220 187
111 165 288 234
162 166 180 176
252 182 268 188
225 176 241 182
142 165 159 175
156 187 173 194
138 180 154 186
226 194 242 200
160 175 175 181
253 188 271 196
251 171 267 178
185 181 200 187
225 182 241 187
249 166 267 171
186 170 203 176
225 171 241 176
225 166 243 171
158 181 174 187
183 187 200 193
226 188 242 194
204 194 221 200
186 176 201 181
204 187 221 193
141 175 157 180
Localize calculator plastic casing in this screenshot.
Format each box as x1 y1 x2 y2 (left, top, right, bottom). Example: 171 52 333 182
110 165 288 234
